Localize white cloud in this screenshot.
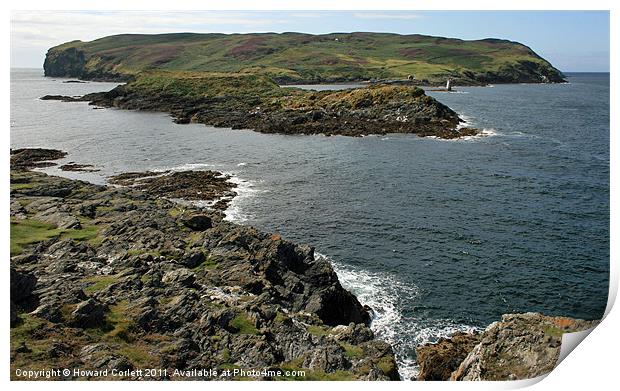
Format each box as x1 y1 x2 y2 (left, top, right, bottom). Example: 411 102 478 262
10 11 291 49
353 12 422 20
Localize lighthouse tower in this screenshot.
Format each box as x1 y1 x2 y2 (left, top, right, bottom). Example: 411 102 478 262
446 78 452 91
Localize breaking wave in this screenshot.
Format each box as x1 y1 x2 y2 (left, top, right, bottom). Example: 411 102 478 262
316 252 477 380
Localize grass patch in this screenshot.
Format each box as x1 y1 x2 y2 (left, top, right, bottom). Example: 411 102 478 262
229 313 258 335
11 218 103 255
340 343 363 359
273 312 287 323
376 357 397 376
543 325 564 338
307 325 328 337
168 207 184 217
11 183 34 190
104 300 136 342
61 224 99 242
277 360 356 381
192 254 220 270
83 275 118 295
10 219 60 255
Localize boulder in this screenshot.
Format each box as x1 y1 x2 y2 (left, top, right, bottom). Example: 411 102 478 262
416 331 481 380
69 298 107 328
161 269 196 287
183 214 213 231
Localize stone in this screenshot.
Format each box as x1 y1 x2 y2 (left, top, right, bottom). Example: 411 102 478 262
70 298 107 328
183 214 213 231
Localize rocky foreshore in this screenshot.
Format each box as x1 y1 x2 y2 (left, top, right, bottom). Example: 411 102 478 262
41 71 478 139
10 149 399 381
416 312 598 381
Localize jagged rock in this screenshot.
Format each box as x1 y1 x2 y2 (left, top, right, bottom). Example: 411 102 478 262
415 312 598 381
10 148 67 169
180 251 205 268
183 214 213 231
303 345 350 372
35 211 81 229
48 341 71 358
451 313 597 380
15 342 32 353
10 163 399 381
161 269 196 287
10 268 37 304
329 323 374 344
10 201 27 219
416 331 481 380
70 299 107 328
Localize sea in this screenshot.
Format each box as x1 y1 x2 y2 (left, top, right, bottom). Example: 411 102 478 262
10 69 610 379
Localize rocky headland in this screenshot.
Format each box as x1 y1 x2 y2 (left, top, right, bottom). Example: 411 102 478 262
10 149 399 380
41 71 478 139
416 312 598 381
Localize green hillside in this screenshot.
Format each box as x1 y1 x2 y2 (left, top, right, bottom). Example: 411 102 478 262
44 32 565 85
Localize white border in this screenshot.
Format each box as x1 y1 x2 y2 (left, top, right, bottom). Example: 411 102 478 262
4 2 616 390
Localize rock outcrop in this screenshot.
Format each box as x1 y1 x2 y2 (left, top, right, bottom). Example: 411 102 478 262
416 331 481 381
416 312 598 381
10 151 398 380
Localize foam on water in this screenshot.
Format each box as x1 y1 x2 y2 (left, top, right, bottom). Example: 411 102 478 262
224 174 261 223
160 162 218 171
316 252 477 380
149 163 260 222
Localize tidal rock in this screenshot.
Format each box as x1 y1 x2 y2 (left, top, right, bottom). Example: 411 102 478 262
10 148 67 170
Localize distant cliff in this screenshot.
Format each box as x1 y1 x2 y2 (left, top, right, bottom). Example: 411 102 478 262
43 32 565 85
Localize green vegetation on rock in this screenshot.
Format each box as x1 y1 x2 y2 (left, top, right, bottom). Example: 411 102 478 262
230 313 259 335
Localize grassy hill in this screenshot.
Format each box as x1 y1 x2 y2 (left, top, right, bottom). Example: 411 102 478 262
44 32 565 85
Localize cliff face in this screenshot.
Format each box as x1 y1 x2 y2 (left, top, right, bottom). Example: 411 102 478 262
43 46 86 78
42 32 565 85
416 312 598 381
10 149 398 380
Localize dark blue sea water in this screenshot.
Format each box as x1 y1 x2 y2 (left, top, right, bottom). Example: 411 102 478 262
10 70 609 378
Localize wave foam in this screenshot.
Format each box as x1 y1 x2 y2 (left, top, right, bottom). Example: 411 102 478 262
223 174 260 223
150 162 259 222
317 252 478 380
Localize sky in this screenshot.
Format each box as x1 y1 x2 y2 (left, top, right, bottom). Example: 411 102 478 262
10 10 610 72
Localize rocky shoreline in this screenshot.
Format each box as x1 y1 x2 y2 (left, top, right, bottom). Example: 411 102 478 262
10 149 399 381
41 71 478 140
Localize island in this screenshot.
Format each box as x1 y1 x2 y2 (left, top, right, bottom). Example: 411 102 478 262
43 32 565 85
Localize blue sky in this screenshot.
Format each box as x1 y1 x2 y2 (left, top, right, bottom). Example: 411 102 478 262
10 10 610 71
